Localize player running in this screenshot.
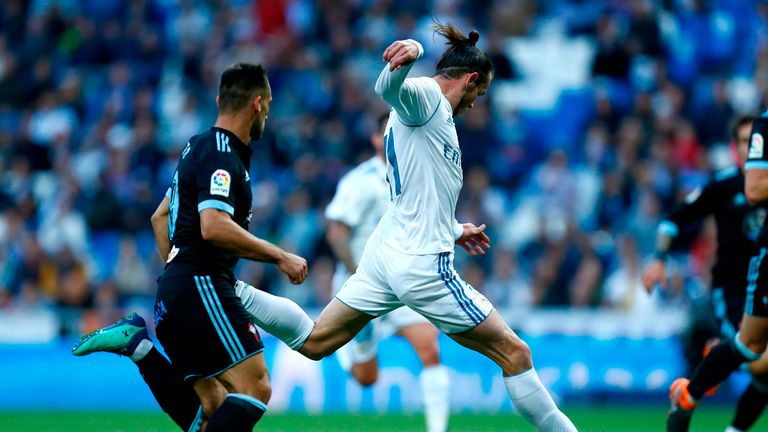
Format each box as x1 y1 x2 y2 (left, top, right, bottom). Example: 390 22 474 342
234 24 577 431
643 116 768 431
326 112 449 432
666 114 768 431
74 63 309 432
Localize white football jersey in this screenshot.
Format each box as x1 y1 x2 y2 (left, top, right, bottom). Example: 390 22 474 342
325 156 389 265
373 40 463 255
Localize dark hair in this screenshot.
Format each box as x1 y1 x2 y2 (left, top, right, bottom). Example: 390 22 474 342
731 115 756 140
433 22 493 86
218 63 269 113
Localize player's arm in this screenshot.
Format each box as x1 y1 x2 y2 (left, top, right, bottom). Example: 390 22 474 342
375 39 440 125
150 194 171 261
200 209 307 284
641 182 718 292
197 151 307 284
326 221 357 274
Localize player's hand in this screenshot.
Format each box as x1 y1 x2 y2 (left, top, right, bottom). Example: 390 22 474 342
383 40 420 71
456 223 491 256
641 259 666 293
277 252 308 285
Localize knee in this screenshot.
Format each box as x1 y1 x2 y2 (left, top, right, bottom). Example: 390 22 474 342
237 371 272 403
352 365 378 387
414 340 440 366
739 335 768 357
199 387 227 418
501 334 532 375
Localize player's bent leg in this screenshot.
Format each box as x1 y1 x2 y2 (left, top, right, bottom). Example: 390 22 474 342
204 353 270 432
449 312 576 432
72 313 202 430
448 311 531 375
299 298 376 360
192 377 228 421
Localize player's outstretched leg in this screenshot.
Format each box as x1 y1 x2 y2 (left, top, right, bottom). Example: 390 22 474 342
729 354 768 432
399 323 450 432
449 311 577 432
72 313 202 430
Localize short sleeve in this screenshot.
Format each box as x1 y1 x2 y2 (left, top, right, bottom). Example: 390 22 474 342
325 175 370 228
746 118 768 171
195 148 241 217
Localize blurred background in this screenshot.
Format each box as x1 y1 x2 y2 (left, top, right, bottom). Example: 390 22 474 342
2 0 768 430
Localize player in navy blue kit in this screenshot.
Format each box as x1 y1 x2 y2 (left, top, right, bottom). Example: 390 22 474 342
644 116 768 431
74 63 308 432
665 115 768 432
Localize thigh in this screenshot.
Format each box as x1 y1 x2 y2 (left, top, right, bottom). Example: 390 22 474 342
302 298 376 358
390 251 493 334
156 273 264 382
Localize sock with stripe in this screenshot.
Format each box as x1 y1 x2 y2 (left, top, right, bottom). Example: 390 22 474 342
205 393 267 432
234 280 315 349
135 347 201 430
688 335 761 400
730 378 768 431
420 365 450 432
505 368 577 431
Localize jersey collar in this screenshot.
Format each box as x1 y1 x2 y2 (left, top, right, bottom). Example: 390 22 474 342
210 127 253 160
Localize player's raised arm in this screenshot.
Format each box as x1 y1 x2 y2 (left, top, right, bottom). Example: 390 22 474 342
375 39 441 125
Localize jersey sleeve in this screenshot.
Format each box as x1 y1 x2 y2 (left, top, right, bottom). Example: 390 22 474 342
746 118 768 171
660 181 719 236
374 40 442 126
195 148 242 217
325 175 370 228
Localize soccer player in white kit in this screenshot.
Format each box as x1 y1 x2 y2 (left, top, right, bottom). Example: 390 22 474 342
326 113 450 432
235 23 578 431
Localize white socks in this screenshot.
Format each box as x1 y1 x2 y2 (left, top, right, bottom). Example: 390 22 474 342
504 368 577 432
130 339 153 362
420 365 450 432
234 280 315 350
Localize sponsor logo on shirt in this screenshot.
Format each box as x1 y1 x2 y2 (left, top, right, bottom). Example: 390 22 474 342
210 169 231 197
749 133 764 159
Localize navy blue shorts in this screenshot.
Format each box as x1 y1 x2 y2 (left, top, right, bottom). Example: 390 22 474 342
154 271 263 382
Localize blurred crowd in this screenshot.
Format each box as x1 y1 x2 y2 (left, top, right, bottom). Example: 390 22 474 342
1 0 767 336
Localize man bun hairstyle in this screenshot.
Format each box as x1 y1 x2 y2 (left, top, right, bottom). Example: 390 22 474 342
218 62 269 113
434 22 493 86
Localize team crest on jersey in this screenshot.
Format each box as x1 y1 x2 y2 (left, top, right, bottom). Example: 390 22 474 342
749 133 764 159
210 169 231 197
248 323 261 342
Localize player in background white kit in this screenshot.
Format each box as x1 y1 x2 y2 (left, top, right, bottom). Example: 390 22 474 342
326 113 450 432
237 23 578 431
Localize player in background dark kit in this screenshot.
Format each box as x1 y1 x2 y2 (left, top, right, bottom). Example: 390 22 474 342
644 116 768 432
73 63 308 432
665 114 768 432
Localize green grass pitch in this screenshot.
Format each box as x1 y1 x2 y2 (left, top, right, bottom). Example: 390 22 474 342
2 406 767 431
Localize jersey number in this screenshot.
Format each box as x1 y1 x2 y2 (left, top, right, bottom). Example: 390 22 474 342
384 127 402 200
168 171 180 239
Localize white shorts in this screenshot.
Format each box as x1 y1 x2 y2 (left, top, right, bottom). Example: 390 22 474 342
335 233 494 334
